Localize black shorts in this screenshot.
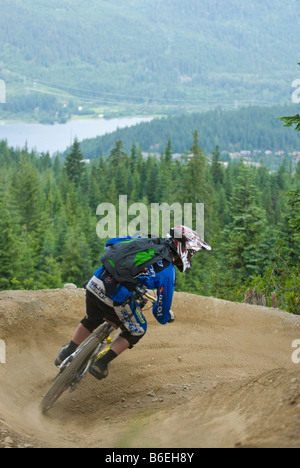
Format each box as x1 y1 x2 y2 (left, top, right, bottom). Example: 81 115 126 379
81 290 123 332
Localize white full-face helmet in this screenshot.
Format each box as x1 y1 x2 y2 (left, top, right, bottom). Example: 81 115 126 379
166 225 211 272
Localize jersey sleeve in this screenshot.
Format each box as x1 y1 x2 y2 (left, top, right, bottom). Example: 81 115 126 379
153 263 176 324
138 261 176 325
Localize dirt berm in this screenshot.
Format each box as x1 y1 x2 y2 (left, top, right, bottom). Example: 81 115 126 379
0 288 300 448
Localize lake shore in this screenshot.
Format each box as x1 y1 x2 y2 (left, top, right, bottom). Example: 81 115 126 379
0 112 156 125
0 116 153 155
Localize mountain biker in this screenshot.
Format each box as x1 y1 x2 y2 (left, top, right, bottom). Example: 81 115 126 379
55 225 211 381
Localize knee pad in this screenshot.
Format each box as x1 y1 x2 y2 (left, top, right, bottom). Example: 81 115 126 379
80 315 101 333
119 329 146 348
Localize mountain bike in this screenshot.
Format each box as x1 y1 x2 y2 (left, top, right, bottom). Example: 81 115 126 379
40 291 156 414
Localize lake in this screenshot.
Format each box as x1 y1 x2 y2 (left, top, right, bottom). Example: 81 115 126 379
0 117 152 155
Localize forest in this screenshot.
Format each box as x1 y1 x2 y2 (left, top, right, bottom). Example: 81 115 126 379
76 105 300 170
0 131 299 314
0 0 299 119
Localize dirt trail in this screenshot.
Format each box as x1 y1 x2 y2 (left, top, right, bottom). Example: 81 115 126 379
0 288 300 448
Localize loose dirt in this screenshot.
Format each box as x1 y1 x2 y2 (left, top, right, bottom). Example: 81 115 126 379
0 288 300 448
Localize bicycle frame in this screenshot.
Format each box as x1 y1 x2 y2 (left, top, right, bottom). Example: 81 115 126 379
58 322 116 392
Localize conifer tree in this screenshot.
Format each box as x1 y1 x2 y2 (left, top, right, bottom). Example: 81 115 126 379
210 145 224 186
224 164 266 275
185 131 210 203
183 131 213 236
108 139 128 167
38 256 62 289
64 138 85 183
60 226 93 286
11 158 42 234
295 162 300 184
164 137 172 164
159 137 173 201
130 144 138 173
88 158 102 210
286 189 300 241
130 169 141 203
0 194 20 289
145 156 160 203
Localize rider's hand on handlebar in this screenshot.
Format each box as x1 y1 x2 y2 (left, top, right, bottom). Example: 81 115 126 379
139 296 148 309
168 310 175 323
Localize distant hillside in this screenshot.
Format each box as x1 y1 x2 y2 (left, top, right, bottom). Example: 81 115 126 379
70 105 300 169
0 0 299 118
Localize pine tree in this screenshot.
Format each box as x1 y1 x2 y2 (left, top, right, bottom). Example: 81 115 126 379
185 131 210 203
145 156 160 203
107 140 129 194
295 161 300 184
0 195 20 289
88 159 102 210
129 144 138 173
60 226 92 286
130 169 141 203
38 256 62 289
286 189 300 241
108 139 128 167
159 138 173 201
11 158 42 234
224 164 267 275
210 145 224 186
64 138 85 183
183 131 213 236
164 137 172 164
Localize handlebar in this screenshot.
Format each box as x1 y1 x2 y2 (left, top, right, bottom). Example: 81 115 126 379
122 288 157 307
144 292 157 303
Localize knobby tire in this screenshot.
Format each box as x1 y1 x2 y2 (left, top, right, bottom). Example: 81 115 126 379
40 327 109 414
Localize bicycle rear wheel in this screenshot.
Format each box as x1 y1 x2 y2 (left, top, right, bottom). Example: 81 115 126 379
40 334 100 414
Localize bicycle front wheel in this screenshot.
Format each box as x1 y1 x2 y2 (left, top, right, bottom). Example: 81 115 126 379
40 334 100 414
